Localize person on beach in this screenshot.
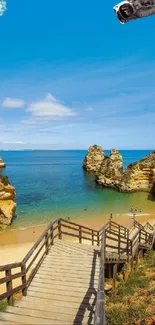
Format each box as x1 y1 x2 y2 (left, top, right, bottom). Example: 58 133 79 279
130 206 134 213
110 213 113 220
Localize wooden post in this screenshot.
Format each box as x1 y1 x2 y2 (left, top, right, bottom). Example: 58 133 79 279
94 230 106 325
118 227 121 260
97 232 100 246
130 257 134 271
79 226 82 244
6 269 13 306
45 232 49 254
112 264 117 296
21 263 27 296
50 225 54 246
135 251 139 270
139 230 141 244
58 219 62 240
92 230 94 246
109 220 111 232
127 229 129 262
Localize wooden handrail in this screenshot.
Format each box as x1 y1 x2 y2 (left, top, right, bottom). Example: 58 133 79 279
60 218 98 233
0 217 154 310
22 220 57 263
94 229 106 325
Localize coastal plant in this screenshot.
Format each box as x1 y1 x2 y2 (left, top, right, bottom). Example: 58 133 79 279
0 299 7 312
105 251 155 325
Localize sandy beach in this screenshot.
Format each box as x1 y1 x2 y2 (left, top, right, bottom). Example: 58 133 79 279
0 213 154 266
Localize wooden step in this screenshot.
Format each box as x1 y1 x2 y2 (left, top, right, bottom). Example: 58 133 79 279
27 289 96 304
31 278 98 290
0 312 64 325
34 273 99 283
29 283 96 297
6 306 94 324
15 295 96 310
14 300 95 316
38 266 99 276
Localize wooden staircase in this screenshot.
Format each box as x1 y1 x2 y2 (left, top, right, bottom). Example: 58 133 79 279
0 241 100 324
0 218 154 325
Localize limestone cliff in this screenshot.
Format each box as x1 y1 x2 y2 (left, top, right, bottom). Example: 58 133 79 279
120 151 155 192
83 145 104 172
0 175 16 228
0 156 6 168
84 145 155 194
96 149 123 189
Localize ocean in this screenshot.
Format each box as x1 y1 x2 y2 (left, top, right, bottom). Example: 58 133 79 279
0 150 154 230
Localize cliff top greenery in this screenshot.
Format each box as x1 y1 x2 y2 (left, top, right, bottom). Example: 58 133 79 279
106 250 155 325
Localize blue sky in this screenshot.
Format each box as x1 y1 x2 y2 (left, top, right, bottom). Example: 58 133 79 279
0 0 155 150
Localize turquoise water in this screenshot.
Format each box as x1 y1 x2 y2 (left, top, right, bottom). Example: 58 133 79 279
0 150 154 229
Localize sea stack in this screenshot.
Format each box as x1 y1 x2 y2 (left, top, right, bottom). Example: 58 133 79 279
84 145 155 194
0 156 6 168
0 175 16 228
120 150 155 192
83 145 104 172
96 149 123 190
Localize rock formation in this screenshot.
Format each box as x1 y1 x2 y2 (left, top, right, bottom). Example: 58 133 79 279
83 145 104 172
84 145 155 193
0 156 6 168
0 175 16 228
96 149 123 190
120 150 155 193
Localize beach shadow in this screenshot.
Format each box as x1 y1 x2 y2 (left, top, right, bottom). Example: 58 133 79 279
73 250 99 325
12 214 18 222
147 182 155 201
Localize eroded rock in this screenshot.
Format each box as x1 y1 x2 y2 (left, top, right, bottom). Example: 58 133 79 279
120 151 155 192
0 175 16 228
96 149 123 190
83 145 104 172
84 145 155 194
0 156 6 168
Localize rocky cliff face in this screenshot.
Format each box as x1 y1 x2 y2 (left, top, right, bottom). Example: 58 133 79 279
120 151 155 192
0 175 16 228
0 156 6 168
84 145 155 193
83 145 104 172
96 149 123 189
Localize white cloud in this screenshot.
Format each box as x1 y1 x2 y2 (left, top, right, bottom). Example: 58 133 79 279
26 93 77 119
0 0 7 16
3 98 25 108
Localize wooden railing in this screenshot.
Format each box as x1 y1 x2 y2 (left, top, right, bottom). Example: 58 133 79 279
0 217 154 311
58 218 99 245
94 229 106 325
0 218 99 306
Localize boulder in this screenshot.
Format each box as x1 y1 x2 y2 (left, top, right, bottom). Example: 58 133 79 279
0 156 6 168
0 201 16 228
96 149 123 190
0 175 16 228
83 145 104 172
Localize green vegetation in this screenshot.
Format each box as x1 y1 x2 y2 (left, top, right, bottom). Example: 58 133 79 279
0 299 7 312
105 250 155 325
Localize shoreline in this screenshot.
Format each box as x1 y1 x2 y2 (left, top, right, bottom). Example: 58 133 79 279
0 212 154 247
